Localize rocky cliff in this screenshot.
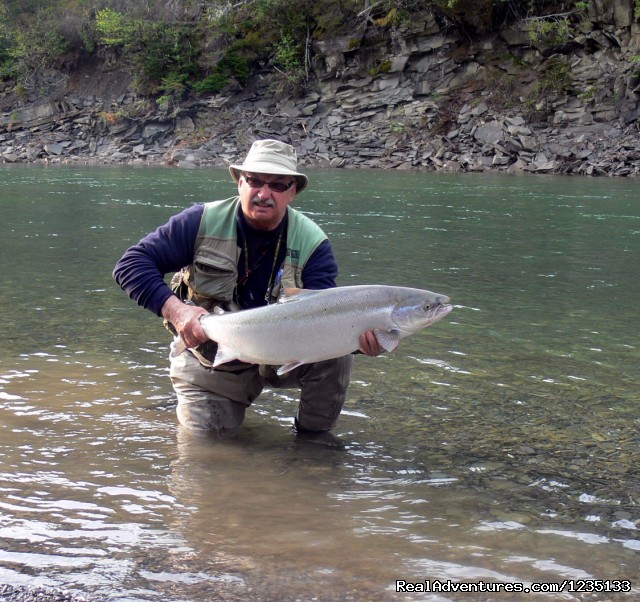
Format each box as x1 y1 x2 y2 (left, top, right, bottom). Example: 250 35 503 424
1 0 639 176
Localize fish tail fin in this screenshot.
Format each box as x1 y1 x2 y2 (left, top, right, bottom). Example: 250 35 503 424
170 338 187 358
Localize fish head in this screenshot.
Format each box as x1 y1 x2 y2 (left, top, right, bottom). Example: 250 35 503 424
390 288 453 335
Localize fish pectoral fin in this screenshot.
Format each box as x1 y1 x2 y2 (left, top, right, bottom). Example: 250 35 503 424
212 346 239 368
374 328 401 352
276 361 305 375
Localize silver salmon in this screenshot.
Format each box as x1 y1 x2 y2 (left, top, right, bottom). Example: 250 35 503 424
189 285 452 375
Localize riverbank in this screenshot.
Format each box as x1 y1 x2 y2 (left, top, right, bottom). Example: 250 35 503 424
1 90 639 177
1 4 639 176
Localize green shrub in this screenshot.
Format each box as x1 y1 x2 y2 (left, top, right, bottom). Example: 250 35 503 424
274 34 305 85
1 7 68 80
192 50 251 95
527 16 571 46
95 8 136 47
96 9 199 96
193 72 228 94
220 51 251 82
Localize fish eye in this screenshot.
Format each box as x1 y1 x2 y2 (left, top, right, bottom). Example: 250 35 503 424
423 303 432 311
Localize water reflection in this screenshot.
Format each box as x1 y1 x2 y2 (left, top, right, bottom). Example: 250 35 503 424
1 166 639 600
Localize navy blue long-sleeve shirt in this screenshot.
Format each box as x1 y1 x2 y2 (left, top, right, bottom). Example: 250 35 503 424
113 203 339 316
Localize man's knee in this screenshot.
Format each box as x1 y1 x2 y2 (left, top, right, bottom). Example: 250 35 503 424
173 379 247 433
170 349 264 433
176 399 246 433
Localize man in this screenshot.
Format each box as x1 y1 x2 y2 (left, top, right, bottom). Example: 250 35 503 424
114 139 382 436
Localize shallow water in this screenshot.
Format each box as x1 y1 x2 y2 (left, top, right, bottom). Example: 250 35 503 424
0 166 638 600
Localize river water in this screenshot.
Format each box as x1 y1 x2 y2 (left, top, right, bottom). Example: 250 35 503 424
0 166 638 601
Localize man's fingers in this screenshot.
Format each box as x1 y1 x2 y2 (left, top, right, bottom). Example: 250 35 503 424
359 330 384 356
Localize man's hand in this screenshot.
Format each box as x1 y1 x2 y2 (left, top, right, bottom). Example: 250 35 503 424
359 330 384 357
161 296 210 349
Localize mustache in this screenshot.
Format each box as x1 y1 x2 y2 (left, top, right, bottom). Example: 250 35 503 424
251 196 275 208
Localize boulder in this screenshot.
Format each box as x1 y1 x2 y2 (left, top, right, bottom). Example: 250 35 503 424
474 121 504 145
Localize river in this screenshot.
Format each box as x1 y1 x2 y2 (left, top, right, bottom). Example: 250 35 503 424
0 165 638 601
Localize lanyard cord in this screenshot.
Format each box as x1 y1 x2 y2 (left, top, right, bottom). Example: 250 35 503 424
264 232 283 303
236 228 284 305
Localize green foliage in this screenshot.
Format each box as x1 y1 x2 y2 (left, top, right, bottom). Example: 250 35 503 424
368 58 393 78
221 51 251 82
275 35 302 73
96 8 199 96
160 71 188 96
525 0 590 48
136 22 198 94
0 0 634 100
518 51 573 117
2 0 60 20
193 50 251 94
537 55 572 98
12 83 27 100
0 28 11 79
274 34 305 86
156 94 172 110
0 6 68 80
527 16 571 46
253 0 308 35
312 0 361 37
95 8 136 47
636 0 640 20
373 8 399 27
192 72 228 94
0 0 99 81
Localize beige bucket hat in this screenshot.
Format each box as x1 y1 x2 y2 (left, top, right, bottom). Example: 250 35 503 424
229 139 309 193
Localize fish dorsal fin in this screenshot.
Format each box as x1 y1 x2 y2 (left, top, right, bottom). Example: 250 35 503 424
277 287 320 304
283 287 306 296
374 328 401 352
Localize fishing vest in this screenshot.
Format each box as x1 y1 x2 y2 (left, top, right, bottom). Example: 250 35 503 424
180 197 328 310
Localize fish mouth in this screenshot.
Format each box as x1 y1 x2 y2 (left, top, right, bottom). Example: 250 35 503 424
429 302 453 322
438 303 453 316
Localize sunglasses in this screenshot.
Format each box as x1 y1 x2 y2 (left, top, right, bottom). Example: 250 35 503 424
243 175 295 193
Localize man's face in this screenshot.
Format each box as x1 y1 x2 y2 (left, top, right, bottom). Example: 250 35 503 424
238 172 297 231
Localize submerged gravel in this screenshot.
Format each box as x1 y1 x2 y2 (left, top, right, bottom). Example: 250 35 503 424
0 585 89 602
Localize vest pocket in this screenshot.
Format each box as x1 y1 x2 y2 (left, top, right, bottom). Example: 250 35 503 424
191 250 238 301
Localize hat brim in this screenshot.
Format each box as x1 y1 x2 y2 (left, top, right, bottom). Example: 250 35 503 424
229 164 308 194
